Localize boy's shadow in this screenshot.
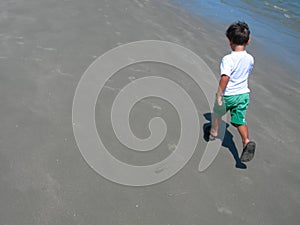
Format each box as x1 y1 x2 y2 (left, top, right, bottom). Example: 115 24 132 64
203 113 247 169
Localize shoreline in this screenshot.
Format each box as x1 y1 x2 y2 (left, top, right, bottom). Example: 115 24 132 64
170 0 300 74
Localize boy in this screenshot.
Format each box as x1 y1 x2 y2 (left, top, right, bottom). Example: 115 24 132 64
210 21 256 162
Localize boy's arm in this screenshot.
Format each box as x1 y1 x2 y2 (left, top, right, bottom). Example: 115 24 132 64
216 75 230 106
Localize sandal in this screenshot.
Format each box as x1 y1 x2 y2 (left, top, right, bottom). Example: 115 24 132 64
240 141 256 162
204 125 217 142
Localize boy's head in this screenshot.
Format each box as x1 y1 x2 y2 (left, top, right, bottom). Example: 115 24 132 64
226 21 250 46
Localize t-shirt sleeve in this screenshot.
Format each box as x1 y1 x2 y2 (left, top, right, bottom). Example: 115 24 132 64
220 55 232 77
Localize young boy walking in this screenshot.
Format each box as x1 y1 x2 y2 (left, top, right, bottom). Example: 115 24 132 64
210 21 256 162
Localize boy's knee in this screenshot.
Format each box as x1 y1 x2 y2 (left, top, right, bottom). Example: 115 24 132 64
231 122 248 128
231 122 242 127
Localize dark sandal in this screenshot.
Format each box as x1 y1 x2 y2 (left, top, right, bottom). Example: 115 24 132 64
240 141 256 162
209 134 217 141
203 125 217 142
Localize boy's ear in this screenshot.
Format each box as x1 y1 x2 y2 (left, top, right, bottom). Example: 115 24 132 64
227 38 232 45
247 38 251 45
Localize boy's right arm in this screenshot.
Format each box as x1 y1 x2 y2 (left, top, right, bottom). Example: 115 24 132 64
216 75 230 105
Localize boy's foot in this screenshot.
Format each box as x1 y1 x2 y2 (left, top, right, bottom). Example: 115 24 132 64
203 125 218 142
240 141 256 162
209 134 218 141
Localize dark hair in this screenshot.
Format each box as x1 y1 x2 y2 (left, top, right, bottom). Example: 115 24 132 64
226 21 250 45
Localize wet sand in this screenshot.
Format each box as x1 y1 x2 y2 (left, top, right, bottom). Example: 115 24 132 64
0 0 299 224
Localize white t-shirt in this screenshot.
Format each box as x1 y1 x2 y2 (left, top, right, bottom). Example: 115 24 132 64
220 51 254 96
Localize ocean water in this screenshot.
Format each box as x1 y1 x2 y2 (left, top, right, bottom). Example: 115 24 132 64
173 0 300 70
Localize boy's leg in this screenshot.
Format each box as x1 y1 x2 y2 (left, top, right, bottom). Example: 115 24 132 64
229 94 250 146
232 123 250 148
211 96 226 138
229 94 256 162
211 115 221 137
238 124 256 162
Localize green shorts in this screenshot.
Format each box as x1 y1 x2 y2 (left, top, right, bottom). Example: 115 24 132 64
213 93 250 125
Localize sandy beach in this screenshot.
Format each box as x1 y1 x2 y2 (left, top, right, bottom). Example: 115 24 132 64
0 0 299 224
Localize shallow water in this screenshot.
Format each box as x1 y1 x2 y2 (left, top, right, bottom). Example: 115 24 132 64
173 0 300 71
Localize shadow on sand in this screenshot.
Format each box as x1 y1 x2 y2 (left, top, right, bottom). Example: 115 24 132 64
203 112 247 169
